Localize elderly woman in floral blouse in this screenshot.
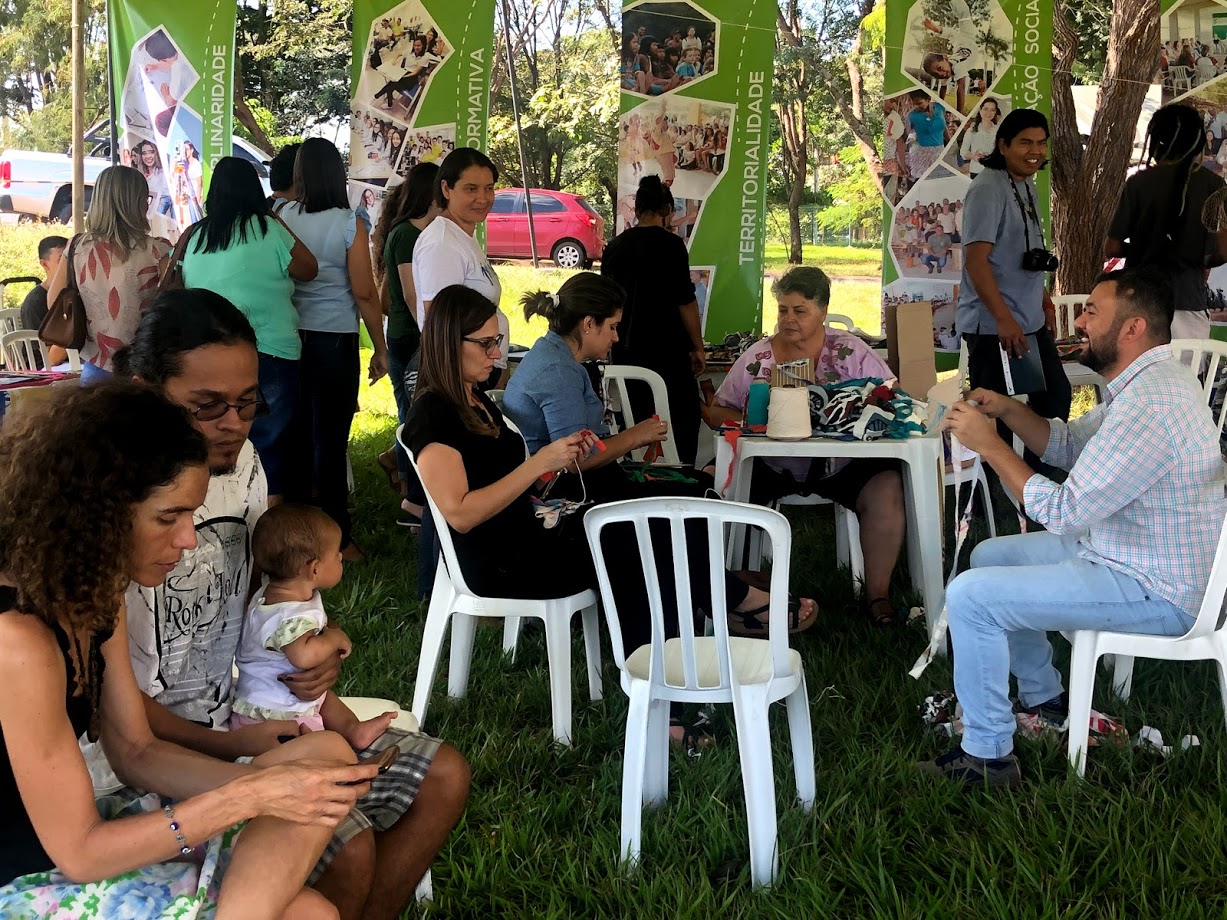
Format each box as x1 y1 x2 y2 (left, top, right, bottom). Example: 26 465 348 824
706 266 907 627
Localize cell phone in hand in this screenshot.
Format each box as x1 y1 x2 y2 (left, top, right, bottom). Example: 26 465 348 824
341 746 399 785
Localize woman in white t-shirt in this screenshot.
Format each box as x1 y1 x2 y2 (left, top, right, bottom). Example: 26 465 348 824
959 97 1000 177
410 147 509 381
882 97 909 191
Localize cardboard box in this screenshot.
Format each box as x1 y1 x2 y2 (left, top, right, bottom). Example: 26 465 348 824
884 300 937 398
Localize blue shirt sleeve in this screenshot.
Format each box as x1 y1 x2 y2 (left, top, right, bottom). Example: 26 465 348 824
961 174 1008 247
536 363 600 444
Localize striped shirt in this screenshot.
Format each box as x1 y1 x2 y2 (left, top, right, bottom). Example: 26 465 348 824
1023 345 1227 613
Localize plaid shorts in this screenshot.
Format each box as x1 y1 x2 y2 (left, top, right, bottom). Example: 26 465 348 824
308 727 442 884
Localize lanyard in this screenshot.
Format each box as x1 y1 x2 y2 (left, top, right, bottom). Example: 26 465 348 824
1009 177 1044 251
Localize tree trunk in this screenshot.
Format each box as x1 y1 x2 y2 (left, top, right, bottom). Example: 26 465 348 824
787 172 805 263
233 56 275 154
1051 0 1157 294
776 2 810 263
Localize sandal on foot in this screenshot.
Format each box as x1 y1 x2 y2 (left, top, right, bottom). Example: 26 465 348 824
669 716 716 759
867 597 897 628
377 449 401 493
728 595 817 637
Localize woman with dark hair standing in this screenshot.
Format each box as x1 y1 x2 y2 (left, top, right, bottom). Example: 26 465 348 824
181 156 318 499
600 174 706 466
410 148 508 361
959 97 1000 178
274 138 388 559
373 162 441 513
1106 102 1227 340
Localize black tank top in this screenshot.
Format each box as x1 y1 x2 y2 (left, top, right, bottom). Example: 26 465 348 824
0 586 108 885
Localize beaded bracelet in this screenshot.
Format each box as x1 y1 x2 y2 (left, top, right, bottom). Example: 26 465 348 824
163 804 192 856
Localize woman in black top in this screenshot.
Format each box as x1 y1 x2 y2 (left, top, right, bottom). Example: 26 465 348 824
403 287 816 674
0 383 375 915
1106 103 1227 340
601 175 706 466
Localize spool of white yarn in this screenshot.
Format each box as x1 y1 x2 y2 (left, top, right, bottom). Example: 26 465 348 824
765 386 812 440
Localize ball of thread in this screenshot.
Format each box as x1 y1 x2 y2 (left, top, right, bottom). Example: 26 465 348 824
766 386 811 439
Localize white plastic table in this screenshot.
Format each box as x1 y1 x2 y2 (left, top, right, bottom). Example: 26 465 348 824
714 430 947 647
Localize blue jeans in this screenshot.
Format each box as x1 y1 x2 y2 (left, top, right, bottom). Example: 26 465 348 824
947 532 1194 760
80 362 112 384
250 352 300 496
922 253 950 272
386 333 418 484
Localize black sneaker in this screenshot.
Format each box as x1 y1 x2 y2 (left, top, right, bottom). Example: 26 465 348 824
1015 692 1068 729
917 744 1022 788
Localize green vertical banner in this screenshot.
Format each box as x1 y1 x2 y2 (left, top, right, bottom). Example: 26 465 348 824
109 0 235 239
349 0 497 227
617 0 776 341
878 0 1052 362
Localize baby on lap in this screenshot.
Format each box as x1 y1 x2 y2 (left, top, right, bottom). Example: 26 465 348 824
230 503 392 749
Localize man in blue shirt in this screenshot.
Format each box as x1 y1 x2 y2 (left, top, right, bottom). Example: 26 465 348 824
925 267 1226 787
956 108 1071 472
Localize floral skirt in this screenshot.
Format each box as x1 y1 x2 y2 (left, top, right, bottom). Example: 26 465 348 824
0 792 242 919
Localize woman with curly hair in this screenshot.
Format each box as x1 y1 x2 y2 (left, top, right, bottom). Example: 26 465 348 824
0 382 378 919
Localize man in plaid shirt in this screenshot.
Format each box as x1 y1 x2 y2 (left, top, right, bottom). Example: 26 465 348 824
923 267 1227 787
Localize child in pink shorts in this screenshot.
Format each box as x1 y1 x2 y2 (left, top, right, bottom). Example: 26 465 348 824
230 503 392 749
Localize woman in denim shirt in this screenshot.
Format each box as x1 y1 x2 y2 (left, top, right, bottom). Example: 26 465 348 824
501 273 672 490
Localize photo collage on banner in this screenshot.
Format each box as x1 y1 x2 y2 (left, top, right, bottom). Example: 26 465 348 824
109 0 237 240
879 0 1050 362
1162 0 1227 323
349 0 494 231
618 0 775 341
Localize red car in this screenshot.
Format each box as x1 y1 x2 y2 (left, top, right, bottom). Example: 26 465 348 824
486 188 605 269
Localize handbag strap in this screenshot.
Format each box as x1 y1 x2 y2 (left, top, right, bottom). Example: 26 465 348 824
62 234 83 295
161 223 198 284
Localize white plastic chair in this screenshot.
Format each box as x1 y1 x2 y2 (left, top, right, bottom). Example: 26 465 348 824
583 497 815 888
0 307 23 335
1170 338 1227 437
1168 64 1193 94
1048 294 1105 395
1049 294 1085 341
601 364 683 465
1 330 49 372
396 425 602 746
1066 516 1227 777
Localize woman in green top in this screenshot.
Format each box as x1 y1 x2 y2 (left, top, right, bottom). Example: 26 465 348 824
181 157 317 497
373 161 440 510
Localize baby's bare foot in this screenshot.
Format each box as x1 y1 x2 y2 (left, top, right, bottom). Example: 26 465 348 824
347 711 396 751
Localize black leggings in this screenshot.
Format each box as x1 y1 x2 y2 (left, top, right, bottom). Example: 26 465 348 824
458 501 749 657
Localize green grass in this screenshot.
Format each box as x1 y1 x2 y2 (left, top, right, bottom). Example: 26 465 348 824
763 242 882 280
336 357 1227 918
